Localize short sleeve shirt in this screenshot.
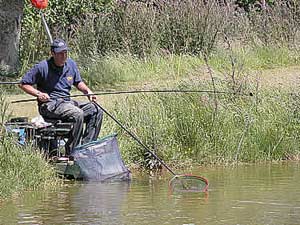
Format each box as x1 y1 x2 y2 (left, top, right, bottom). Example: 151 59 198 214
21 57 82 99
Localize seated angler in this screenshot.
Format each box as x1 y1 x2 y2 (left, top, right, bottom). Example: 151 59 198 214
19 38 103 155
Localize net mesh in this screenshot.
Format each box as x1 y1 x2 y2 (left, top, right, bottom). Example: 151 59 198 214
169 174 209 192
72 134 131 181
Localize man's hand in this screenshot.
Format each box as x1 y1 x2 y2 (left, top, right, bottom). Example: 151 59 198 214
75 81 96 102
88 92 97 102
37 92 50 102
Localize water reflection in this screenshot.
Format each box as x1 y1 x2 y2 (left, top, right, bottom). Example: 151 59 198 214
0 181 131 225
70 182 130 224
54 182 127 224
1 162 300 225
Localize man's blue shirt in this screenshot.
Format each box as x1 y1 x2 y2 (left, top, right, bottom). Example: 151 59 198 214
21 57 82 99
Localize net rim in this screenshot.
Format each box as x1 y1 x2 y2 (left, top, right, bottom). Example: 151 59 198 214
168 174 209 193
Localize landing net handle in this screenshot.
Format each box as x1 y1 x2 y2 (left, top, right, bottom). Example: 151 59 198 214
31 0 48 9
30 0 53 44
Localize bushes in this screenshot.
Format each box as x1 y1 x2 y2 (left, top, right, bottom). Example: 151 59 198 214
72 0 235 57
20 0 300 71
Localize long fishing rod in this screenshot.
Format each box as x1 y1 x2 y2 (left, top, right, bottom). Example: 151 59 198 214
40 11 53 44
11 89 254 104
0 81 20 85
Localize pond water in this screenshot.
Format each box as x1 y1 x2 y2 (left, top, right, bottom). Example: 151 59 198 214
1 162 300 225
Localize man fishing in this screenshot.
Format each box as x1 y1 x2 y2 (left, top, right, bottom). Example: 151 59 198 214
19 38 103 155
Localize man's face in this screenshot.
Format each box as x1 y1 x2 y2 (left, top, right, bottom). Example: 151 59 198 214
52 50 68 67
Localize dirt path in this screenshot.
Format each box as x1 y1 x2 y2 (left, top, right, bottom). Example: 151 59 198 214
252 66 300 89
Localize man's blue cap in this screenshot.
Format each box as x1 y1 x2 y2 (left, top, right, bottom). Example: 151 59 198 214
51 38 69 53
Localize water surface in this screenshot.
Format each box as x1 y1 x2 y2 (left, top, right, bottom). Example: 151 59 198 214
1 162 300 225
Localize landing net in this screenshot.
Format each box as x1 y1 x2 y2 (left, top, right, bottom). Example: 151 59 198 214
169 174 209 193
72 134 131 181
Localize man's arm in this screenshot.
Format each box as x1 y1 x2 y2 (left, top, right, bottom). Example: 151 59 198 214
20 61 50 103
19 84 50 102
75 81 96 101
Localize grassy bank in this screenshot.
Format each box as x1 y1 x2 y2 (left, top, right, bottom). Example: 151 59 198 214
80 47 300 167
0 94 60 199
15 40 295 168
101 85 300 167
0 138 60 199
7 45 300 169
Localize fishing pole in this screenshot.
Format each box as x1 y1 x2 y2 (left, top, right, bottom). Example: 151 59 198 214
11 89 254 104
40 11 53 44
0 81 20 85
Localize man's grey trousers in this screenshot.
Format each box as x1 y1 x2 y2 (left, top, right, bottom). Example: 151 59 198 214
39 99 103 155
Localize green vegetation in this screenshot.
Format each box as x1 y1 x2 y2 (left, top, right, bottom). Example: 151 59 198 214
102 85 300 167
0 92 60 199
0 139 60 199
14 0 300 168
78 53 202 88
210 46 300 71
19 1 300 71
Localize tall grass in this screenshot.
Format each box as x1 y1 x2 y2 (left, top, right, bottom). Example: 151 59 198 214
75 45 300 90
0 139 59 199
77 53 202 88
71 0 235 58
0 92 60 199
101 83 300 167
19 0 300 70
